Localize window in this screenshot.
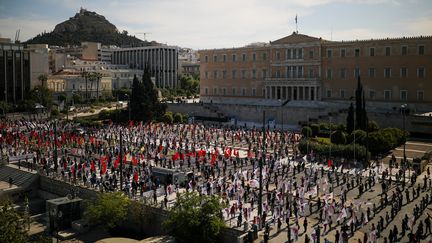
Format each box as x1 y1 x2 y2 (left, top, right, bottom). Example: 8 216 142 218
252 69 256 79
355 67 360 78
369 47 375 56
242 53 246 61
340 68 346 79
369 90 376 99
232 70 237 79
262 53 267 60
213 88 217 95
262 69 267 78
309 69 314 78
287 49 292 59
326 69 332 79
232 54 236 62
223 54 226 62
242 70 246 79
419 45 425 55
222 70 227 79
400 67 407 78
384 68 392 78
205 71 208 79
309 50 314 58
417 90 424 101
213 70 217 79
340 89 346 98
223 88 226 96
252 53 256 61
401 46 407 55
327 49 332 58
232 88 236 95
418 67 425 78
384 90 392 100
326 89 332 98
298 49 303 59
252 89 256 96
340 48 346 57
276 70 280 78
213 55 217 62
72 84 75 89
400 90 408 101
276 52 280 60
355 48 360 57
298 66 303 77
205 55 208 62
205 88 208 95
385 47 391 56
368 68 375 78
293 49 297 59
242 88 246 96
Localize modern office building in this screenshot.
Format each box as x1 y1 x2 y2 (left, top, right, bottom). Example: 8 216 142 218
199 32 432 109
0 39 31 103
111 46 179 88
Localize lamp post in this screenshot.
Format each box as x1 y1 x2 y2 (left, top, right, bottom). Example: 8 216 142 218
258 110 265 220
279 99 290 131
401 104 407 184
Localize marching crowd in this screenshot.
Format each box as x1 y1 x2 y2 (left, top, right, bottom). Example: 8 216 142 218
1 118 432 242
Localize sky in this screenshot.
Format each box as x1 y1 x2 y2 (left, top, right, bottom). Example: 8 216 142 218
1 0 431 49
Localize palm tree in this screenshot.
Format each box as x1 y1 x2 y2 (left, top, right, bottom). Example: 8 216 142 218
81 71 89 100
38 74 48 87
95 73 102 101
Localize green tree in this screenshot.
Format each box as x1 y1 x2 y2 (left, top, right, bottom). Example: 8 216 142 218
28 85 53 109
163 191 226 243
367 120 380 132
310 124 320 137
174 112 183 123
0 199 30 243
301 126 312 137
84 192 130 229
346 102 355 134
348 129 367 145
38 74 48 87
163 111 174 124
330 130 347 145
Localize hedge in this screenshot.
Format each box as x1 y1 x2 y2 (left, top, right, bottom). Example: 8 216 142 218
299 139 369 160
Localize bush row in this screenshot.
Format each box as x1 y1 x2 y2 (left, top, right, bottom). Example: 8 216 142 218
299 139 369 161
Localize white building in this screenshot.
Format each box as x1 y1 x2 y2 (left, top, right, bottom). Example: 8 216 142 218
111 46 178 88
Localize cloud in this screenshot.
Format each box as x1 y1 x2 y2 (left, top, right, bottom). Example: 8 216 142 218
402 16 432 36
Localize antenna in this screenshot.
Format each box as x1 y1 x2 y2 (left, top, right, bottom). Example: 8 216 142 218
15 29 20 43
295 14 298 33
135 32 150 41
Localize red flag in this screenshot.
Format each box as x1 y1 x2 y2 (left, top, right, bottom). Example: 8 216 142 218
90 136 95 144
91 161 95 172
102 160 107 174
133 171 138 183
132 156 138 166
211 153 217 167
123 154 127 164
129 120 134 128
172 152 179 161
158 145 164 152
328 159 332 168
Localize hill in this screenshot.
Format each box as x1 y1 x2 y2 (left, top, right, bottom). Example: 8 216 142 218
25 8 150 47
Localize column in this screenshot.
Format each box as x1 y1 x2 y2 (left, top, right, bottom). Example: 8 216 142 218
303 86 307 100
309 86 312 101
291 86 294 100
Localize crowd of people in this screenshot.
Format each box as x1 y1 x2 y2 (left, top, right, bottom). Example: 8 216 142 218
1 118 431 242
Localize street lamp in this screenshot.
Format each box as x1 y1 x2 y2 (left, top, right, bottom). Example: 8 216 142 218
279 99 290 131
401 104 407 184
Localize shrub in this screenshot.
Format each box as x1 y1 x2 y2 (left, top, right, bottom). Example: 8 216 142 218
298 139 369 160
310 124 320 137
163 111 174 124
348 129 367 145
174 113 183 123
368 120 380 132
330 130 347 145
302 126 312 138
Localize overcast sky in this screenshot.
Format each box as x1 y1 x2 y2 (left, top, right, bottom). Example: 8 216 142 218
1 0 431 49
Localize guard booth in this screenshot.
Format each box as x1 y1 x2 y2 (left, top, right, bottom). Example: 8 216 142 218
151 167 188 186
47 196 82 233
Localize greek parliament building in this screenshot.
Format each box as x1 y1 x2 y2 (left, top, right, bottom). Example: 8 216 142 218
199 32 432 109
111 46 179 88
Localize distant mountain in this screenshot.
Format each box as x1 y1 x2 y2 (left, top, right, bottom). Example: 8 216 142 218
26 8 152 47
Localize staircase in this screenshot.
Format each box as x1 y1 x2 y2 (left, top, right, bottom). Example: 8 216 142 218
0 165 39 200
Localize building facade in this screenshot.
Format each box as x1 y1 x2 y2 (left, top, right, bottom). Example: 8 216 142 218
199 32 432 109
111 46 178 88
0 40 31 103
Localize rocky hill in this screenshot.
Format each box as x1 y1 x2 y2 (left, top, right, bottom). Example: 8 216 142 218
26 8 151 47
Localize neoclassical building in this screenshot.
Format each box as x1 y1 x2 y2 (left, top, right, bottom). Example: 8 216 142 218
199 32 432 108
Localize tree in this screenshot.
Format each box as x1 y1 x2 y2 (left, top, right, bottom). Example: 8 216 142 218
38 74 48 87
346 102 355 134
330 130 347 145
310 124 320 137
84 192 130 229
355 76 363 129
0 199 30 243
28 85 53 109
163 192 226 243
301 126 312 137
130 65 167 122
174 112 183 123
163 111 174 124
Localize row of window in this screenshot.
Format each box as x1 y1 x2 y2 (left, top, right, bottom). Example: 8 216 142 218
327 89 425 101
204 87 260 97
326 45 425 58
326 67 426 79
204 69 268 79
205 52 268 63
